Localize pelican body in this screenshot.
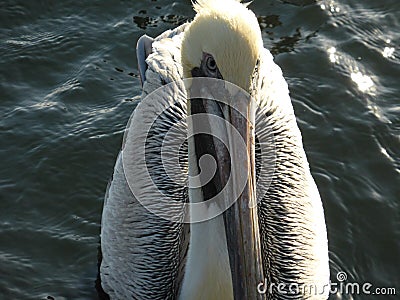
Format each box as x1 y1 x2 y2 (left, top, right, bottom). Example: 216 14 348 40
100 1 329 299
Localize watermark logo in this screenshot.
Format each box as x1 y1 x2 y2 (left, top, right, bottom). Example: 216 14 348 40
257 271 396 297
122 78 276 223
336 271 347 282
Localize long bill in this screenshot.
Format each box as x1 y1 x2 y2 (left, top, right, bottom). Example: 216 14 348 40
219 97 265 300
188 79 265 299
187 76 265 299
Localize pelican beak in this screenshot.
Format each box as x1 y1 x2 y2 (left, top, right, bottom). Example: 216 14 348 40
188 79 265 299
219 95 265 300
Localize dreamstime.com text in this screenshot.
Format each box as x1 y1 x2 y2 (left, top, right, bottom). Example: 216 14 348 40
257 272 396 296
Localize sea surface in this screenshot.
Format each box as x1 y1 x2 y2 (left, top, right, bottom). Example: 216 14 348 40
0 0 399 299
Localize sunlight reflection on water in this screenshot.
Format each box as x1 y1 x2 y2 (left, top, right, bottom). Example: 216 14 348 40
350 71 374 93
325 46 375 94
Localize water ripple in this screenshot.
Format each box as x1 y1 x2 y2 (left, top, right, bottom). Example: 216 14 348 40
0 0 399 298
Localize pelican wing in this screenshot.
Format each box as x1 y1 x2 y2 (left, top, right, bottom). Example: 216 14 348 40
100 24 190 300
255 49 330 299
136 34 153 86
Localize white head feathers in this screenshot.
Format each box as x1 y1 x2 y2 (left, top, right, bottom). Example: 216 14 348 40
181 0 263 91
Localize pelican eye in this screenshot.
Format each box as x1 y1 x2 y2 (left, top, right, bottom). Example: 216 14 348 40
206 55 217 72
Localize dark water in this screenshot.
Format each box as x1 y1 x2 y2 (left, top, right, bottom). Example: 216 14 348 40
0 0 399 299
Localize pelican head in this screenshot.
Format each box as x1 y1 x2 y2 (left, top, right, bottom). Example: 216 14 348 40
181 0 263 91
180 1 266 299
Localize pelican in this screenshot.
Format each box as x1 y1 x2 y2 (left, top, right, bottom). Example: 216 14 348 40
99 0 330 299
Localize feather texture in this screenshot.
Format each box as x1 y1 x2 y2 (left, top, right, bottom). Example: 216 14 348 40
100 2 329 299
